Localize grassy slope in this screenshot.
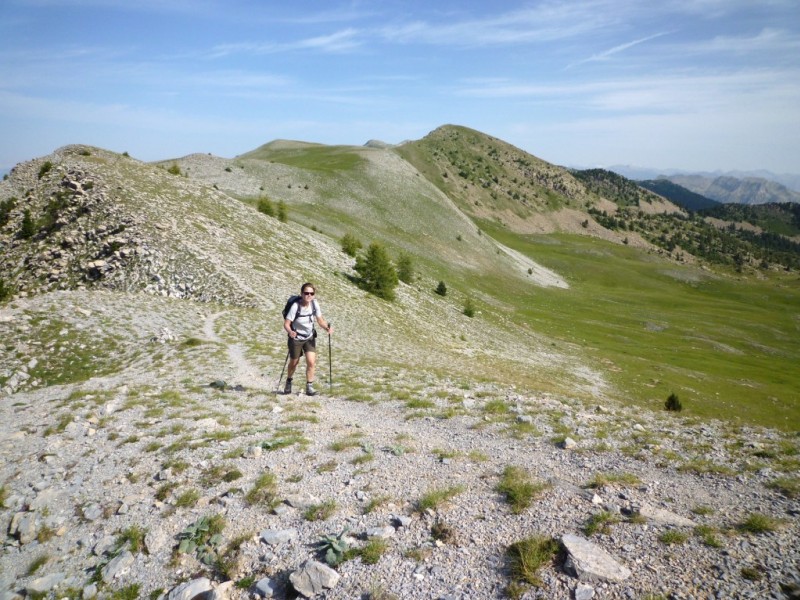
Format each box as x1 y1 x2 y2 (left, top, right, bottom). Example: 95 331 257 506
481 221 800 430
213 135 800 431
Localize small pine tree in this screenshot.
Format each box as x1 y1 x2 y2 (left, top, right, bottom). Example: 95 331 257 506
341 233 362 257
665 392 682 412
19 209 35 239
277 200 288 223
0 277 12 302
435 281 447 296
354 242 398 300
167 163 181 176
396 253 414 283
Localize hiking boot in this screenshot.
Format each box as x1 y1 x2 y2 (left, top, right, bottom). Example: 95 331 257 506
306 382 317 396
284 378 292 395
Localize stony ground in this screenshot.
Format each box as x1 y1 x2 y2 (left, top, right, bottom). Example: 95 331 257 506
1 291 799 600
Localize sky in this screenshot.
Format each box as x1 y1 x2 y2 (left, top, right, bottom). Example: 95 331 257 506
2 0 799 175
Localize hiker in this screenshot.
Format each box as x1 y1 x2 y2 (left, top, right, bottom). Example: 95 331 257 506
283 282 332 396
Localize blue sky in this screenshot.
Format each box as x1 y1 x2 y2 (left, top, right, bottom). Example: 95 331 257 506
2 0 799 175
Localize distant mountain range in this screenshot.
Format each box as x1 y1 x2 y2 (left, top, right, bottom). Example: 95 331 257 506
607 165 800 193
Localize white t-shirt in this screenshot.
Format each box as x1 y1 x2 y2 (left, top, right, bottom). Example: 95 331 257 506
286 299 321 341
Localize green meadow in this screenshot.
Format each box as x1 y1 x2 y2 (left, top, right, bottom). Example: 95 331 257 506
480 223 800 431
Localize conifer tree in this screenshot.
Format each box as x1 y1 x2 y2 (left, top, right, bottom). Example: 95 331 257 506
354 242 398 300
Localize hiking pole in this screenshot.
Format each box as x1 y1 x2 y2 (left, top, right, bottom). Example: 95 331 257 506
328 323 333 391
275 350 290 393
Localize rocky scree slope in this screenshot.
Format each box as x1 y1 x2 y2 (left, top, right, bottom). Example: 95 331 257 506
0 290 799 600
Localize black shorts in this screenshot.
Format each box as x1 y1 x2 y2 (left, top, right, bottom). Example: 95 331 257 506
288 335 316 359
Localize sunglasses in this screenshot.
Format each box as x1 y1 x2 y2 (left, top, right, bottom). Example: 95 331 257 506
302 291 315 296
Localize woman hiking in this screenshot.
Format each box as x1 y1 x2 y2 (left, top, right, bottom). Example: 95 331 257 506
283 282 332 396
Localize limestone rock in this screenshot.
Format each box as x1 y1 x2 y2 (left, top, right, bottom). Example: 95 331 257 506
561 534 632 583
289 560 340 598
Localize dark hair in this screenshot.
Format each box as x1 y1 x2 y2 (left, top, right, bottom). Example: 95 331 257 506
301 282 316 294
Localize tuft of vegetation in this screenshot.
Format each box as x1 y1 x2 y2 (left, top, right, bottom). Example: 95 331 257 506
341 232 362 257
19 208 35 239
463 297 476 318
37 161 53 179
0 196 16 227
177 514 225 566
396 253 414 283
167 163 181 176
505 535 559 593
304 499 337 521
496 465 549 514
415 485 465 512
257 197 275 217
766 476 800 499
435 280 447 296
584 510 621 536
277 200 288 222
737 512 784 534
27 554 49 575
665 392 683 412
116 525 147 554
316 527 350 566
244 472 278 507
353 242 399 300
658 529 690 545
587 472 641 489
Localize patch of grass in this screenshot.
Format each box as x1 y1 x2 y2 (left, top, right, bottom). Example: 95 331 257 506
27 554 49 575
694 525 724 548
304 499 337 521
766 476 800 498
329 433 364 451
351 538 389 565
351 451 375 465
737 512 784 534
416 485 465 512
116 525 147 554
261 427 308 451
244 472 278 507
587 471 641 489
363 494 391 514
175 489 200 508
405 398 435 410
108 584 141 600
740 566 764 581
678 459 735 476
155 482 178 501
584 511 621 536
496 465 550 514
316 460 338 473
691 505 715 516
506 535 559 591
658 529 690 545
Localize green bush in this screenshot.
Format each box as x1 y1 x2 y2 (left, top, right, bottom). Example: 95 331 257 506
435 281 447 296
37 161 53 179
0 277 13 302
0 197 16 227
341 233 362 257
354 242 398 300
167 163 181 176
463 297 475 318
19 209 35 239
396 253 414 283
277 200 288 223
665 392 682 412
257 197 275 217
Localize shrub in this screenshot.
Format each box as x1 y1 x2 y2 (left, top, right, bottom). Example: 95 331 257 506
257 197 275 217
277 200 287 222
341 232 362 257
658 529 689 545
167 163 181 176
245 472 278 507
0 277 13 302
396 253 414 283
665 392 682 412
0 196 16 227
435 281 447 296
354 242 398 300
584 510 620 536
19 209 35 239
37 161 53 179
463 297 475 318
